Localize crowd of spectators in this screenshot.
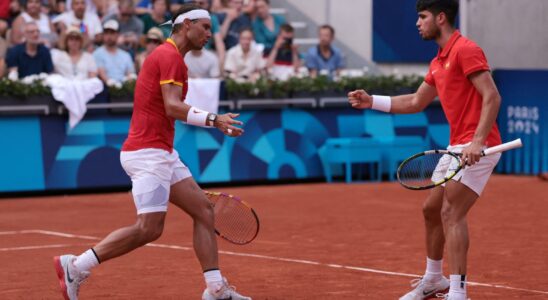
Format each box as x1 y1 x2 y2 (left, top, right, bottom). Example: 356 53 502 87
0 0 346 88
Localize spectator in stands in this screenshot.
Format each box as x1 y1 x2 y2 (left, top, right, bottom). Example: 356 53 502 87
52 0 103 47
10 0 57 47
0 37 6 77
93 20 135 85
224 27 264 82
190 0 226 73
6 22 53 79
135 27 163 72
0 0 6 77
139 0 171 39
0 1 8 39
305 24 345 79
7 0 22 26
266 23 300 81
185 49 221 79
252 0 285 54
51 26 97 79
103 0 144 54
211 0 255 16
50 0 67 18
65 0 99 15
217 0 251 50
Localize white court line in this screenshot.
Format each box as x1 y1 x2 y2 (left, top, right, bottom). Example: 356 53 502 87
3 230 547 296
0 244 75 251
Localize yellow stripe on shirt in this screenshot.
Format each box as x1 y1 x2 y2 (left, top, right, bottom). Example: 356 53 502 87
160 79 183 87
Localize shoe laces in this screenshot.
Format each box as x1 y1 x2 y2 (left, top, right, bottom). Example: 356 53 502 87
410 277 424 288
220 278 238 294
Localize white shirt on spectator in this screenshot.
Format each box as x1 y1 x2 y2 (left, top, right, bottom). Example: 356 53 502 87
21 12 52 35
224 44 265 79
52 11 103 39
65 0 98 14
184 49 221 79
51 49 98 80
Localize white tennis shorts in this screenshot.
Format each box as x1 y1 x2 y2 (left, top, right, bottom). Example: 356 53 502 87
120 148 192 214
437 143 501 196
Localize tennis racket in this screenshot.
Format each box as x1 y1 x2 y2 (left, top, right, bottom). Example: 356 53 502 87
397 138 522 190
204 191 260 245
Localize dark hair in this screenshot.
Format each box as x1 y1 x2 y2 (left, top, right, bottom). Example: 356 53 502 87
171 3 202 33
151 0 170 7
280 23 294 33
319 24 335 36
239 27 253 36
257 0 270 4
416 0 459 26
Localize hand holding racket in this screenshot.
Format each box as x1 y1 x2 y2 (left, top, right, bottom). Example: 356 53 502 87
397 139 522 190
204 191 259 245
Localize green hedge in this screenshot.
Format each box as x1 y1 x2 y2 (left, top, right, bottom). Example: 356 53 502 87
225 75 423 99
0 75 423 100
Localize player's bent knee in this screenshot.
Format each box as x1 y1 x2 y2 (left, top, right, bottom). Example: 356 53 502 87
422 201 441 221
440 204 461 226
193 200 215 226
135 218 165 243
137 224 163 243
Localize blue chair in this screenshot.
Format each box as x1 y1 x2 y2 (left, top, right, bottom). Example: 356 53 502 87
319 138 383 183
378 136 425 181
364 111 427 180
337 115 366 137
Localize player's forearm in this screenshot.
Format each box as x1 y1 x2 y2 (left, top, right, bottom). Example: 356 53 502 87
164 100 191 121
390 94 427 114
472 92 501 145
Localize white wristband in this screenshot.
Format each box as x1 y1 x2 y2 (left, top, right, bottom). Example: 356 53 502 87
186 106 209 127
371 95 392 113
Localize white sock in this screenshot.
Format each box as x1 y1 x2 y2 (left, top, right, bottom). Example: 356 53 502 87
448 274 467 299
424 257 443 282
204 269 224 292
74 249 100 272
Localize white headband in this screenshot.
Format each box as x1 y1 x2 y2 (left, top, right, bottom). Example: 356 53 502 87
161 9 211 27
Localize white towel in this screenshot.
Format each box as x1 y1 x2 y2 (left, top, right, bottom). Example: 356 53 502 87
185 78 221 114
45 74 104 129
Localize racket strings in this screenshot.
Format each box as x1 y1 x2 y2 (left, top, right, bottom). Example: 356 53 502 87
398 153 455 188
209 194 258 244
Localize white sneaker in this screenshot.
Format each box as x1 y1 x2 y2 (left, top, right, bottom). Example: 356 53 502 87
435 293 470 300
202 278 251 300
53 254 90 300
399 276 450 300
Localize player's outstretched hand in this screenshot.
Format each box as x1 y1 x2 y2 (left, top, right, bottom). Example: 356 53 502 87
348 89 373 109
215 113 244 137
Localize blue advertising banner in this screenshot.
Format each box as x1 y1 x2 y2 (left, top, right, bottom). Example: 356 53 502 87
494 70 548 175
373 0 439 62
0 107 449 193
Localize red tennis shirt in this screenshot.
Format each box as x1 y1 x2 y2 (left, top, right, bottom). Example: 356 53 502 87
425 31 501 147
122 39 188 152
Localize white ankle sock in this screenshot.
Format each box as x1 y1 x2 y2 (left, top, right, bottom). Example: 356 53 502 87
204 269 224 292
424 257 443 282
74 249 100 272
448 274 467 299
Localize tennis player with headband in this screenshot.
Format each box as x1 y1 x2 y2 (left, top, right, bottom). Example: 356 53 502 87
53 4 251 300
349 1 501 299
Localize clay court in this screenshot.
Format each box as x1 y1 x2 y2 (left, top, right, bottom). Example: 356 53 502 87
1 175 547 299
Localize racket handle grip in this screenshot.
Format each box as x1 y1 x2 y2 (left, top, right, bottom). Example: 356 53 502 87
482 138 523 156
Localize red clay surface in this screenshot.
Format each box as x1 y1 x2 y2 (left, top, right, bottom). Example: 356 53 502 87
0 175 547 299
